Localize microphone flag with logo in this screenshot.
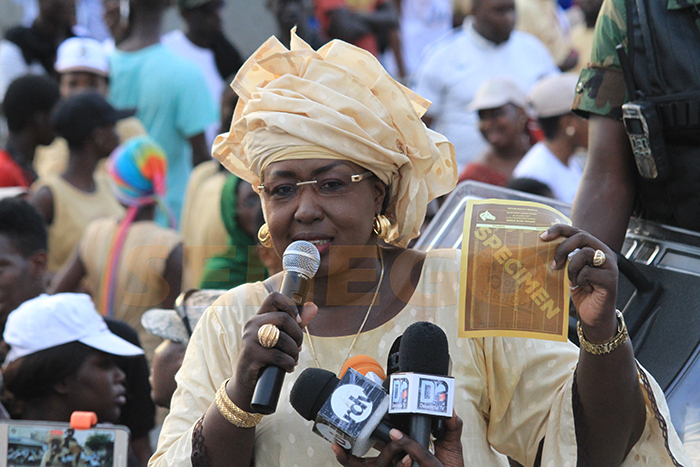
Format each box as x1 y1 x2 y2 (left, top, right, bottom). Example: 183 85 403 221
290 367 394 456
389 321 454 467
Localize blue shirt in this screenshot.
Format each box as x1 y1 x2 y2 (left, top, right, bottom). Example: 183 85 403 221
109 44 217 226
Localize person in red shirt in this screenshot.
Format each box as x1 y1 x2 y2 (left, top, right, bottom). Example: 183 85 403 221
0 75 60 188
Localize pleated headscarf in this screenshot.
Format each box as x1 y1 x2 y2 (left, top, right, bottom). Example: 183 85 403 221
212 30 457 248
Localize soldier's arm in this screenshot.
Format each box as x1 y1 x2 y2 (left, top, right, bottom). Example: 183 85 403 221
572 115 636 251
571 0 631 250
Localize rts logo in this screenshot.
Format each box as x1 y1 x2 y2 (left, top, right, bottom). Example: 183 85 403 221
330 385 373 424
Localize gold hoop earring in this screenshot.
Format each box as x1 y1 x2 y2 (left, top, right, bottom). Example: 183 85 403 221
258 223 273 248
373 215 392 241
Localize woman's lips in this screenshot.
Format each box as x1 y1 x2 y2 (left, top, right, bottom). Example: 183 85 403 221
308 239 331 255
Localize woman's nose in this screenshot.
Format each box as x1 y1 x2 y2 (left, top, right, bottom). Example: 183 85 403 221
293 185 324 224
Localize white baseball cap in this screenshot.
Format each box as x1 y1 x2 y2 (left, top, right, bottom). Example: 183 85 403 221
55 37 109 77
0 187 27 200
528 73 579 118
141 290 225 345
468 77 527 112
3 294 143 366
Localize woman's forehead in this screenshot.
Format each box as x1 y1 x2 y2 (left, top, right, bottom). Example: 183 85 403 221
263 159 365 178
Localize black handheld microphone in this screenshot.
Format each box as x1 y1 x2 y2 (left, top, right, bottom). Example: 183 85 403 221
290 367 395 456
382 334 402 394
390 322 452 467
387 335 402 376
250 241 321 414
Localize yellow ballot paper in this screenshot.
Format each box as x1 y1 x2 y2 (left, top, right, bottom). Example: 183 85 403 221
459 199 571 341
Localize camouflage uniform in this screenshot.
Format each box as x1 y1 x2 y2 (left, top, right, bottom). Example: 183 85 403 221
571 0 700 229
571 0 700 120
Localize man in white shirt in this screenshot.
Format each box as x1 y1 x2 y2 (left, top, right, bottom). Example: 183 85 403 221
412 0 558 172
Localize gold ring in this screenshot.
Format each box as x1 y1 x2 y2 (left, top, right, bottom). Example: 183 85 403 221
592 249 606 267
258 324 280 349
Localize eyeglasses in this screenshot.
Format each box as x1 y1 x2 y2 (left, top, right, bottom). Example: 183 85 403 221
257 170 375 200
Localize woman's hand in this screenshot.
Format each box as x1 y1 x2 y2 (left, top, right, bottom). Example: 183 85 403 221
231 293 317 404
541 224 619 343
543 226 646 466
332 413 464 467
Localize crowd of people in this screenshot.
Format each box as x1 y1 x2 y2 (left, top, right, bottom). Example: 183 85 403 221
0 0 696 466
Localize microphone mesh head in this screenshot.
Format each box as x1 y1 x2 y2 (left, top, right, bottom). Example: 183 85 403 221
290 368 338 421
399 322 450 376
283 241 321 278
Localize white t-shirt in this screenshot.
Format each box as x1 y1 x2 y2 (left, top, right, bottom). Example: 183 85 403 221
512 141 583 204
161 30 223 145
0 40 46 101
13 0 109 40
412 19 559 171
383 0 453 78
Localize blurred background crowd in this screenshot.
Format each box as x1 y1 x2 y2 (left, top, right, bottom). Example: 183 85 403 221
0 0 604 464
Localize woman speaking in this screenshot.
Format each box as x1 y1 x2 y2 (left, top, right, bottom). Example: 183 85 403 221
151 32 688 467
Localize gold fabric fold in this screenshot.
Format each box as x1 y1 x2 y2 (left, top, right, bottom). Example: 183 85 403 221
212 30 457 247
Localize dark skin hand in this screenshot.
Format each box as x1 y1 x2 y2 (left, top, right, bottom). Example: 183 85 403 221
332 413 464 467
571 115 637 251
200 295 318 467
543 224 645 467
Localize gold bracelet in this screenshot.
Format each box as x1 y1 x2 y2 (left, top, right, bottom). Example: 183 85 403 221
577 310 629 355
214 379 263 428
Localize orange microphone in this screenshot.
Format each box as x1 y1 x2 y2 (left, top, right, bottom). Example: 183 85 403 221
339 355 387 382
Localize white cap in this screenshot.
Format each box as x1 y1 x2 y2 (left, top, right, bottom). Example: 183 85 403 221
55 37 109 77
528 73 579 118
3 294 143 365
468 77 527 112
141 290 225 345
0 187 28 200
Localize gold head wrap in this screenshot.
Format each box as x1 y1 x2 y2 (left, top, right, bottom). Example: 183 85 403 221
212 30 457 248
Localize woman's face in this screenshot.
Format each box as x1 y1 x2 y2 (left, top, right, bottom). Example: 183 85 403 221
63 351 126 423
261 159 385 276
478 103 526 150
